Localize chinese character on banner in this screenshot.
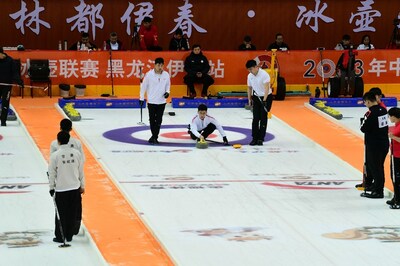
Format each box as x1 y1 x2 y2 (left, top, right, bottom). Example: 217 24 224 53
169 0 207 38
106 60 125 78
9 0 50 35
126 60 145 78
81 59 99 78
208 60 225 78
368 58 387 77
389 58 400 76
166 60 185 78
66 0 104 40
296 0 334 33
121 2 154 36
349 0 381 32
59 59 80 78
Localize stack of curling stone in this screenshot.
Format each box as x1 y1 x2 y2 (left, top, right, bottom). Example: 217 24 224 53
196 139 208 149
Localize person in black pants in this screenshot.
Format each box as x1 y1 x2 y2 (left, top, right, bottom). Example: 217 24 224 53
48 131 85 243
360 91 389 199
0 47 23 126
139 57 171 144
184 44 214 98
245 59 272 146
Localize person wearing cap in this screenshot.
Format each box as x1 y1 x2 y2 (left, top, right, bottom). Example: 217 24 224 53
239 35 256 51
246 59 272 146
183 44 214 98
138 16 162 51
188 104 229 145
0 47 23 127
139 57 171 144
169 28 190 51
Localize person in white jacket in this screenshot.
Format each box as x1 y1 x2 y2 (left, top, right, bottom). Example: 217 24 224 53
50 118 85 236
140 57 171 144
48 131 84 243
188 104 229 145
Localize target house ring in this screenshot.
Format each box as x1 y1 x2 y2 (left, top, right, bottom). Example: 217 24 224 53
103 124 275 147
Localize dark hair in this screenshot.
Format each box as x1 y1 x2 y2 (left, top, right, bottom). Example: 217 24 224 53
244 35 252 42
361 34 371 43
81 32 89 38
57 131 70 145
389 107 400 119
369 87 382 96
192 44 201 49
60 118 72 131
275 33 283 39
246 59 257 69
342 34 351 41
143 16 152 23
154 57 164 65
198 104 208 111
110 32 117 37
363 91 376 102
175 28 183 35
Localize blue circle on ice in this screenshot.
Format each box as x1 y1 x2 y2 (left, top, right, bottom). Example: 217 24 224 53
103 124 274 147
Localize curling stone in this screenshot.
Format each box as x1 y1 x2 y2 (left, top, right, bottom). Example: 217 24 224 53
233 144 242 149
196 139 208 149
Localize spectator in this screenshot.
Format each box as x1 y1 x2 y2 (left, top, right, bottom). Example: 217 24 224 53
357 35 375 50
104 32 123 51
267 33 289 51
239 35 256 50
169 28 190 51
334 34 352 50
0 47 23 127
184 44 214 98
387 37 400 49
69 32 97 51
138 16 162 51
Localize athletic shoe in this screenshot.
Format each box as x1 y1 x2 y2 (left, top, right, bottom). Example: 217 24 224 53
249 139 257 146
154 138 159 144
386 197 396 205
364 192 384 199
148 137 155 144
53 237 63 243
1 122 6 127
389 203 400 209
257 140 263 146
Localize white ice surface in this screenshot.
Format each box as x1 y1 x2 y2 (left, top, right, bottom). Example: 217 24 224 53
67 104 400 266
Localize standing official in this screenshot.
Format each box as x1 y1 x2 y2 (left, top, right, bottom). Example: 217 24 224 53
360 92 389 199
246 59 272 146
140 57 171 144
48 131 84 243
0 47 23 126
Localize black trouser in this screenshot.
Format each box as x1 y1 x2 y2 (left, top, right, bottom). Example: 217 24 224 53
366 144 388 194
54 188 81 241
391 156 400 202
184 74 214 95
251 94 272 141
0 85 11 124
189 123 216 140
74 193 82 235
339 69 355 94
148 103 166 139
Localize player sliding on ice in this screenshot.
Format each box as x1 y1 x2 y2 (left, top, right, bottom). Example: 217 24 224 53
188 104 229 146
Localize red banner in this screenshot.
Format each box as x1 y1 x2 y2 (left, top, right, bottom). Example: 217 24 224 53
7 50 400 86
